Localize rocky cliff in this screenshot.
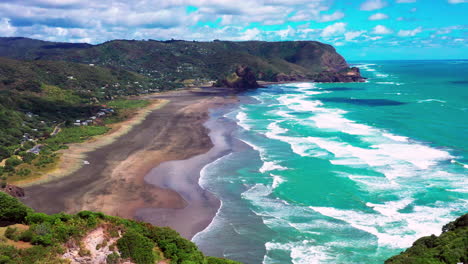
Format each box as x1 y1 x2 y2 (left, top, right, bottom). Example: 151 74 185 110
214 65 262 89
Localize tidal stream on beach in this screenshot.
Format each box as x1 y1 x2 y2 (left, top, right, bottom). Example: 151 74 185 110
193 61 468 264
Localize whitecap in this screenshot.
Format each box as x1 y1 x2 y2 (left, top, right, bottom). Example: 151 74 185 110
417 99 447 104
236 111 251 131
260 161 287 173
271 174 285 189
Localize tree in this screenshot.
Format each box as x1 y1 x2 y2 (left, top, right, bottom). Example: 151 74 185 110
0 192 32 225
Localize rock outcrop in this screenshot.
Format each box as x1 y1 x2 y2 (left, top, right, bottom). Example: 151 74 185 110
314 67 366 83
272 67 365 83
214 65 262 90
1 184 25 198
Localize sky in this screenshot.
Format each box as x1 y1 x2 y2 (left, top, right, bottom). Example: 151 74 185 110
0 0 467 60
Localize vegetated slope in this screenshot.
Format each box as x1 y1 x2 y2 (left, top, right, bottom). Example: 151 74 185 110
0 56 163 98
0 37 354 83
0 56 158 161
386 213 468 264
0 191 241 264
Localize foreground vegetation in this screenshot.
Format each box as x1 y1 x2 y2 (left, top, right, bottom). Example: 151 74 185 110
386 213 468 264
0 192 241 264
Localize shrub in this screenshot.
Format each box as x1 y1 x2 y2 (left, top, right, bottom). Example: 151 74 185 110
106 252 120 264
117 231 155 264
0 255 12 264
206 256 242 264
0 192 31 224
21 152 37 164
26 212 54 224
4 227 19 241
19 229 34 242
4 157 22 168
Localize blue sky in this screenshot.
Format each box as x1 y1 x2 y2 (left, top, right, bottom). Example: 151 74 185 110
0 0 467 60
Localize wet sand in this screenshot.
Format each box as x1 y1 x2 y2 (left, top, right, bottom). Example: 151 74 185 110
22 87 238 239
136 109 236 238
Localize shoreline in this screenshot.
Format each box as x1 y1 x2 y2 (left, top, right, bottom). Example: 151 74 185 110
14 99 169 187
22 87 239 239
135 106 237 239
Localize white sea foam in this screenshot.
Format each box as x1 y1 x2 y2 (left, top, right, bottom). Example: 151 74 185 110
264 240 334 264
375 73 389 78
377 82 403 85
240 138 287 174
310 200 463 248
382 133 409 142
260 161 287 173
307 136 452 179
265 122 328 157
417 99 447 104
236 111 251 131
271 174 285 189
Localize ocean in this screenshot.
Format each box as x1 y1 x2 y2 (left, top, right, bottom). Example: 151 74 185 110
192 60 468 264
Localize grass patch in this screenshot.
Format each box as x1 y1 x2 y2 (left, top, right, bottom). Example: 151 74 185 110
106 99 150 110
104 99 151 124
43 126 110 151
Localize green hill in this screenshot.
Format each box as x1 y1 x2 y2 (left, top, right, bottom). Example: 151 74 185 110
0 191 241 264
386 213 468 264
0 37 358 84
0 57 162 161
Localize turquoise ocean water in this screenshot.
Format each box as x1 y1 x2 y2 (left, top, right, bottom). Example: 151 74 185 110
193 60 468 264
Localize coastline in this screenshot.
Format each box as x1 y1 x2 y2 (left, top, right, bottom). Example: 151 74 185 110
135 107 237 239
22 87 239 239
14 99 169 187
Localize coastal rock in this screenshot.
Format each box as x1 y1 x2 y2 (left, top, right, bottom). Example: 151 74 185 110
314 67 366 83
213 65 262 90
1 184 25 198
273 72 307 82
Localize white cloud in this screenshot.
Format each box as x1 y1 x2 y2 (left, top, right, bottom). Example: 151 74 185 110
360 0 387 11
368 13 388 20
0 18 16 36
321 22 346 37
372 25 392 34
398 27 422 37
396 0 417 3
319 11 345 22
345 30 366 41
448 0 467 3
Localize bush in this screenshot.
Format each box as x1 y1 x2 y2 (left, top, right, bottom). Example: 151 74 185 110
0 255 12 264
21 152 37 164
0 192 31 224
206 257 242 264
4 157 22 168
117 231 155 264
106 252 120 264
19 229 34 242
4 227 19 241
26 213 54 225
146 226 205 264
